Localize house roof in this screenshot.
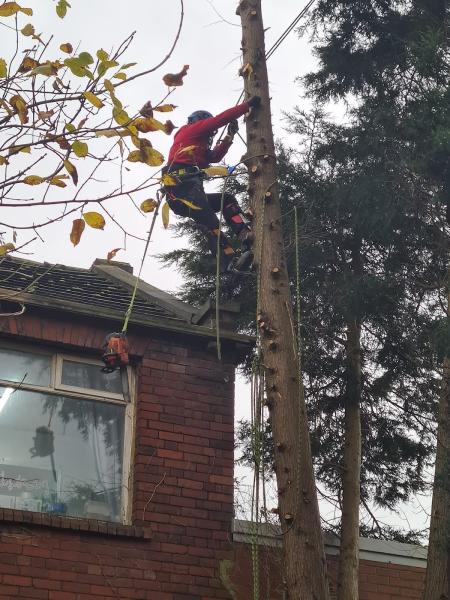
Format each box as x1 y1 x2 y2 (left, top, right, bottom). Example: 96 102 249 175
0 256 250 344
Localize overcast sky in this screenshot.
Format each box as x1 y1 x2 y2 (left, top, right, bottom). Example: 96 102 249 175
1 1 432 536
1 0 315 284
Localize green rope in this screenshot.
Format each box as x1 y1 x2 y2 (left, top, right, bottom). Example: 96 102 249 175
249 190 268 600
122 196 161 334
294 206 304 528
294 206 301 366
215 172 233 361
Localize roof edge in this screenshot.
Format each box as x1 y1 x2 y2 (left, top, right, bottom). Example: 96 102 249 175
232 519 428 568
0 287 253 346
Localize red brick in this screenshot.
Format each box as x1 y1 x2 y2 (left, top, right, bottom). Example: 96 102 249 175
3 574 32 586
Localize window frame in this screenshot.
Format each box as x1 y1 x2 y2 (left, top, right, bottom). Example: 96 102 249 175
0 340 135 524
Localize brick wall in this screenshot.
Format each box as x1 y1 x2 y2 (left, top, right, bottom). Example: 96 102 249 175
0 309 236 600
229 542 426 599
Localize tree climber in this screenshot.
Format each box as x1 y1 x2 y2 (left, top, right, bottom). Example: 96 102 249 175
154 96 261 273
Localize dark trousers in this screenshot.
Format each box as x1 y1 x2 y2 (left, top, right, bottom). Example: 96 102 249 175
165 175 247 266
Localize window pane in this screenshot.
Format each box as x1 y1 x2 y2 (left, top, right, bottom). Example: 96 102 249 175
61 360 122 394
0 387 125 522
0 348 51 387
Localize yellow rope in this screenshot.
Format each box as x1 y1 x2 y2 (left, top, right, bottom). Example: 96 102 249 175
122 195 161 334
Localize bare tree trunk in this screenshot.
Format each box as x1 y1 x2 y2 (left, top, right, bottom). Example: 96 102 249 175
423 354 450 600
338 319 361 600
237 1 330 598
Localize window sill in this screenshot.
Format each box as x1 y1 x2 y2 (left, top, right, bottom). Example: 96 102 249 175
0 508 151 539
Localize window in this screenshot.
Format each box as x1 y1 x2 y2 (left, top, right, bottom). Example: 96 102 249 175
0 345 132 523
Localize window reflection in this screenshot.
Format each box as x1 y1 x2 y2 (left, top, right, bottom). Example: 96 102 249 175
61 360 122 394
0 387 124 521
0 349 51 387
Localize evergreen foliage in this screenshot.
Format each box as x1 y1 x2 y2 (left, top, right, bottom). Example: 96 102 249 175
161 0 450 540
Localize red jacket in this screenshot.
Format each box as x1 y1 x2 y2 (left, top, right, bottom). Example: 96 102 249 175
167 101 251 168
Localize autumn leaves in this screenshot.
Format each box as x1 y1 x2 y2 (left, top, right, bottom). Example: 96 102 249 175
0 0 189 257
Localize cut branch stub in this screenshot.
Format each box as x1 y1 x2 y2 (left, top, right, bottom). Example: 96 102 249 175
271 267 281 278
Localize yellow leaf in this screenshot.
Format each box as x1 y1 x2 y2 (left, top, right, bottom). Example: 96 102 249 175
154 104 177 112
48 177 67 188
160 173 178 186
178 198 201 210
96 49 109 62
0 2 32 17
120 62 137 69
0 243 15 256
162 64 189 87
65 122 76 132
162 202 170 229
97 59 118 77
83 211 105 230
113 72 127 80
60 43 73 54
23 175 44 185
127 150 142 163
9 144 30 155
56 0 70 19
9 94 28 124
30 61 62 77
204 166 229 177
64 159 78 185
64 57 93 79
133 117 165 133
20 22 34 36
72 140 89 158
143 147 164 167
83 91 104 109
0 58 6 78
140 199 158 213
96 128 131 138
113 107 130 126
70 218 84 246
107 248 121 261
103 79 114 94
0 155 8 166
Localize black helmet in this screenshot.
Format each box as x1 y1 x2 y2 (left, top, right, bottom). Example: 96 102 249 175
188 110 213 124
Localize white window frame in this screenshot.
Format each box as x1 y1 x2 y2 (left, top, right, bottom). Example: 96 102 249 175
0 341 134 524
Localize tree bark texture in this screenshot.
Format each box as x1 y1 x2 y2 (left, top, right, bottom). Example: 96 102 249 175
237 1 330 598
423 355 450 600
337 319 362 600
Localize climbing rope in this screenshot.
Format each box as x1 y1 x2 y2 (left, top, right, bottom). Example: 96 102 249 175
214 171 234 361
121 191 162 334
248 187 268 600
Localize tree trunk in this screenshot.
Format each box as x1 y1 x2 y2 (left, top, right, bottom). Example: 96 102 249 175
237 1 330 598
423 354 450 600
338 319 362 600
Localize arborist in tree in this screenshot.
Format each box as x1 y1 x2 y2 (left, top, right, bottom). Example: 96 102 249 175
152 96 261 273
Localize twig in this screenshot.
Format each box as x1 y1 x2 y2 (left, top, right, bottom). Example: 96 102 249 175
142 473 166 522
